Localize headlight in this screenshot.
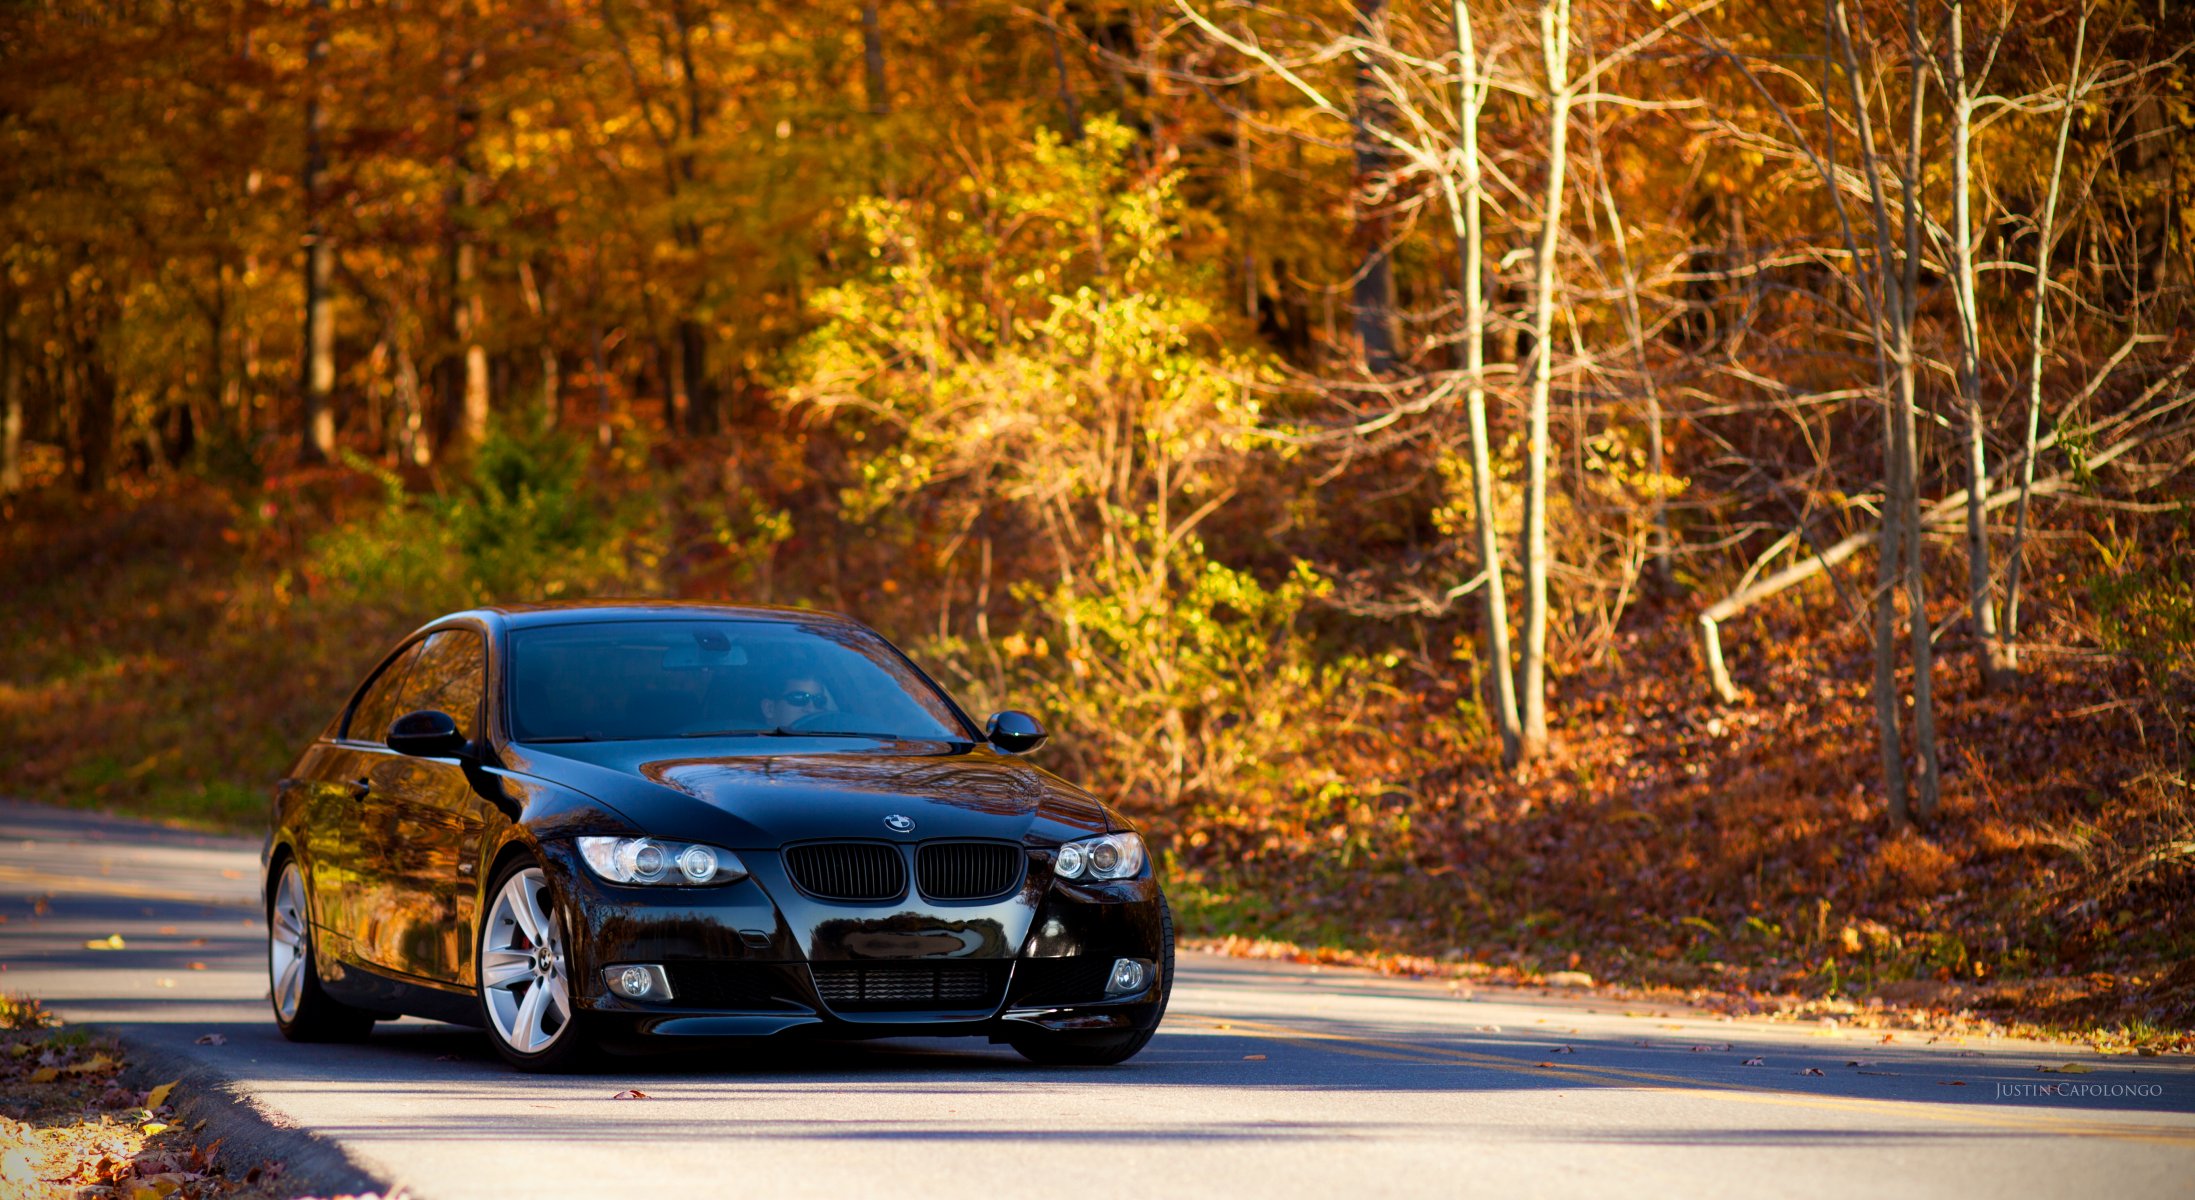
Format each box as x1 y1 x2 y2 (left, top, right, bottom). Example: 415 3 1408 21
1052 832 1144 881
576 836 747 886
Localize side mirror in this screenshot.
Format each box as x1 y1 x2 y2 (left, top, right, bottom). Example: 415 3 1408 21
387 709 468 758
984 710 1048 755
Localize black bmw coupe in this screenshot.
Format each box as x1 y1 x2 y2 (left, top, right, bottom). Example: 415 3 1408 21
263 601 1172 1071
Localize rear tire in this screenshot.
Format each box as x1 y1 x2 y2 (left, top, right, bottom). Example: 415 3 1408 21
1010 892 1174 1066
267 857 377 1043
477 854 596 1073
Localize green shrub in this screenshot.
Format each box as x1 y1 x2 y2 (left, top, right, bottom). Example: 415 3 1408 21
308 423 635 609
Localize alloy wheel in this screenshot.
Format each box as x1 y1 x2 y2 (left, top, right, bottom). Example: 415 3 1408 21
268 862 310 1022
481 867 572 1054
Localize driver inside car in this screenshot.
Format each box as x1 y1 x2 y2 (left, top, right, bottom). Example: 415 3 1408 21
760 675 836 729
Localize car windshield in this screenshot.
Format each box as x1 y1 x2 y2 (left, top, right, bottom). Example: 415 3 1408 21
507 619 971 744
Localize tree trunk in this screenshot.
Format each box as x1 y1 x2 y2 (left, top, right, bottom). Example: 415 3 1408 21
75 348 116 493
1898 0 1940 823
1947 3 2014 688
299 0 335 465
1046 4 1084 142
445 26 490 452
300 0 333 465
1517 0 1571 762
1349 0 1397 374
591 323 615 449
1 324 20 494
393 324 430 469
2005 8 2090 658
1830 0 1914 826
1449 0 1524 764
519 258 559 425
861 1 889 116
672 4 718 434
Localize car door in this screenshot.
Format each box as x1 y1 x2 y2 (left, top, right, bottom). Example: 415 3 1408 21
351 628 491 986
311 638 424 961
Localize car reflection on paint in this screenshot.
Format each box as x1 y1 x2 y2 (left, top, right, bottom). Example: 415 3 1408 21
263 601 1172 1072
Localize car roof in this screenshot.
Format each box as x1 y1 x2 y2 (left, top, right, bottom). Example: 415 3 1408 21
461 600 867 631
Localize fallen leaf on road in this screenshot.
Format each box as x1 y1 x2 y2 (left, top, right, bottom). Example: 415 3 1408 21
84 934 127 950
1938 1080 1967 1086
141 1123 169 1137
155 979 175 988
62 1054 117 1077
1799 1068 1824 1076
1242 1054 1267 1061
1551 1045 1576 1054
193 1034 225 1046
146 1080 178 1109
1741 1057 1766 1066
1847 1060 1877 1067
610 1089 648 1100
28 1067 58 1083
2039 1063 2094 1074
157 926 177 935
1474 1025 1501 1033
219 870 242 879
187 963 206 971
1879 1034 1896 1044
1534 1062 1557 1068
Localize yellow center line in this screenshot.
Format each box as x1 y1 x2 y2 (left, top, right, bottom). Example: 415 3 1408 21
1175 1013 2195 1148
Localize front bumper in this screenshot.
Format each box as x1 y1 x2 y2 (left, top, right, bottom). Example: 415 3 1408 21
535 840 1169 1042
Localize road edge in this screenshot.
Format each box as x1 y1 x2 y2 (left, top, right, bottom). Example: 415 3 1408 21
115 1031 392 1198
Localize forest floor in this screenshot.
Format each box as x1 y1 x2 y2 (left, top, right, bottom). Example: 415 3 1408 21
3 472 2189 1054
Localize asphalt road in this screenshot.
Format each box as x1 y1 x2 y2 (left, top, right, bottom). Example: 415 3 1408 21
3 798 2191 1199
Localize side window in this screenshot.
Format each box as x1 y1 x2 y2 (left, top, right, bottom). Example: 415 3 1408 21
346 641 424 744
400 630 487 743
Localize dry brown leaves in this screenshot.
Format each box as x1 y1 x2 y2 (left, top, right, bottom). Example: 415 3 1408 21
0 1007 289 1200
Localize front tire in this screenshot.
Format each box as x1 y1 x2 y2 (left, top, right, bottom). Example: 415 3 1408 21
1010 892 1175 1066
267 858 376 1043
477 855 594 1072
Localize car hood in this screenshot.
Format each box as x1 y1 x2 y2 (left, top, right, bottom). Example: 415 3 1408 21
508 738 1115 848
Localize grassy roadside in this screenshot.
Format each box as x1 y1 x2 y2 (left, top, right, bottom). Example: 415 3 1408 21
0 995 320 1200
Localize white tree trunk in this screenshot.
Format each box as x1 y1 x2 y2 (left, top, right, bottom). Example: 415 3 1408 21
1517 0 1571 761
1451 0 1524 764
2005 6 2091 654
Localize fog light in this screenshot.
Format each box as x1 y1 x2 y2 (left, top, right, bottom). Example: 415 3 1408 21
1105 958 1148 996
605 964 672 1001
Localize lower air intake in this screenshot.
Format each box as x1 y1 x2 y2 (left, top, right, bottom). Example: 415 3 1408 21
809 963 1008 1012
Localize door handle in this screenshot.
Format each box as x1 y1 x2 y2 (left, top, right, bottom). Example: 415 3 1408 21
348 777 372 800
